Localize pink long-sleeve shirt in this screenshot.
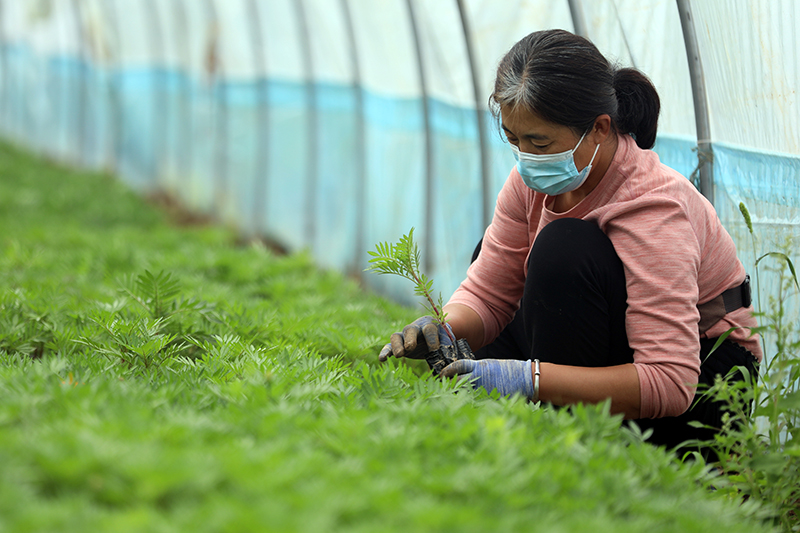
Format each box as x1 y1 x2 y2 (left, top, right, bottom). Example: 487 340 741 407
448 133 762 419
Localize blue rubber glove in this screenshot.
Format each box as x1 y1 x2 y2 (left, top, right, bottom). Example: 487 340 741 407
440 359 535 399
379 316 454 362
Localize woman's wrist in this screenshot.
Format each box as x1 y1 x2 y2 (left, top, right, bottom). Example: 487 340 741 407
442 303 485 350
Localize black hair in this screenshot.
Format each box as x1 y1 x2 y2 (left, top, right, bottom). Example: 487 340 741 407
490 29 660 149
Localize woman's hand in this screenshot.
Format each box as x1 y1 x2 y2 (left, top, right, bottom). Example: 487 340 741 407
378 316 454 362
378 304 485 362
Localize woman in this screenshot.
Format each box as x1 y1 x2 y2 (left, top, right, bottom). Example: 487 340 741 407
379 29 760 453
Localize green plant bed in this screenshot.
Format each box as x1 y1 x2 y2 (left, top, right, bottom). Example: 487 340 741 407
0 140 778 532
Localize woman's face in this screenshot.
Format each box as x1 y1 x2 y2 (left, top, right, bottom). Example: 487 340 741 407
500 106 597 171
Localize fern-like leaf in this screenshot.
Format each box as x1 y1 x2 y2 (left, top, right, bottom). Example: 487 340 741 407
365 228 455 343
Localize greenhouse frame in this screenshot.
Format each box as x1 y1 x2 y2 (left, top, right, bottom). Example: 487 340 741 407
0 0 797 330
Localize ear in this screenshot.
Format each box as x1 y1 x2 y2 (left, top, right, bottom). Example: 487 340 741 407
591 114 613 143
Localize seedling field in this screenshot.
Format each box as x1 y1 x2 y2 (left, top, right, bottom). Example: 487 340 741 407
0 141 776 532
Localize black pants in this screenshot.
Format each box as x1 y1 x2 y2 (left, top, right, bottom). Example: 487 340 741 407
473 218 757 458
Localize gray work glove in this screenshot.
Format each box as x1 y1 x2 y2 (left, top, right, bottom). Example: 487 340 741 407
378 316 454 362
440 358 535 399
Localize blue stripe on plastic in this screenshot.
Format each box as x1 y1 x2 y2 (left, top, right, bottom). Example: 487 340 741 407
2 51 799 310
9 56 799 204
651 134 699 181
715 141 800 217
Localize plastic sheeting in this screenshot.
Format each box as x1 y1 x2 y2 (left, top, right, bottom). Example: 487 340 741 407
1 0 798 334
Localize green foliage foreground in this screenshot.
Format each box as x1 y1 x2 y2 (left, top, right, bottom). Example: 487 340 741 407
0 141 778 532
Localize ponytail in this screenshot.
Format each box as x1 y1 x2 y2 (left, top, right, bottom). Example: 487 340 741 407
613 68 660 149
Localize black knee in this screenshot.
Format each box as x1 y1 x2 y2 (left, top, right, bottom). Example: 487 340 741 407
527 218 620 283
523 218 632 367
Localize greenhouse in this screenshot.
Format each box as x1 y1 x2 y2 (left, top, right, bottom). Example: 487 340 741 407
0 0 798 531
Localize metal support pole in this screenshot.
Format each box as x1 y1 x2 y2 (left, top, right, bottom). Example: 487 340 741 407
0 0 8 135
206 0 228 211
146 0 167 186
174 0 193 187
293 0 318 249
55 0 69 158
101 0 123 173
677 0 714 205
340 0 366 274
567 0 589 38
70 0 87 164
455 0 492 230
405 0 435 273
248 0 270 235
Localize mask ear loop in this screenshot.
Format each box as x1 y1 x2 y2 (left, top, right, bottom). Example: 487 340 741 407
569 142 601 193
575 123 600 172
585 142 601 169
555 140 601 195
571 132 587 153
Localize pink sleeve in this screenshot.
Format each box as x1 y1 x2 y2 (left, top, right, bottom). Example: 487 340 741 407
448 171 534 346
602 197 703 418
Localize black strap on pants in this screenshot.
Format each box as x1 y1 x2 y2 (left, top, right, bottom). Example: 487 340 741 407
472 218 757 457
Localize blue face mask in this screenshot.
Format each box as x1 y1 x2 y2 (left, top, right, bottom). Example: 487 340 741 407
510 132 600 196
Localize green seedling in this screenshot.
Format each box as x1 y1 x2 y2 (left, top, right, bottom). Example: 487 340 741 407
0 140 785 533
688 203 800 532
366 228 475 375
366 228 456 345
